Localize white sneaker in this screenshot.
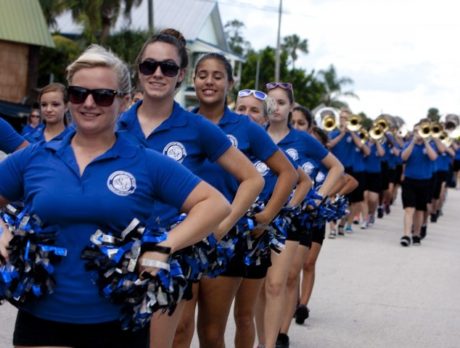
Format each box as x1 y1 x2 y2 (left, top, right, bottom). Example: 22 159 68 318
329 229 337 239
361 220 368 229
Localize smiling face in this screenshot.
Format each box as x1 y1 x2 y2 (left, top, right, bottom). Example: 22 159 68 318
194 58 233 107
138 41 185 102
267 87 292 125
235 95 266 125
40 91 67 126
69 66 127 136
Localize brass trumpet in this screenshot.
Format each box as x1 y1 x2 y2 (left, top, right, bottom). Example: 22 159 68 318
430 122 443 138
347 114 362 132
369 125 385 142
375 118 389 133
357 128 369 144
417 121 432 139
314 107 339 132
439 131 452 147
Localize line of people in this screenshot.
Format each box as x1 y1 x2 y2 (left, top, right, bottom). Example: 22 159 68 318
0 27 459 348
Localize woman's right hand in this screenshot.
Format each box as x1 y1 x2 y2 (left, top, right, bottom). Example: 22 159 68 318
0 219 12 263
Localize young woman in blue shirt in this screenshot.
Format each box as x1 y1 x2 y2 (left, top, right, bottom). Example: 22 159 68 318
174 54 298 348
0 44 230 348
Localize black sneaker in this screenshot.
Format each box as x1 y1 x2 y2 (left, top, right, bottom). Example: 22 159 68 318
295 305 309 325
400 236 411 247
412 235 421 245
430 212 438 223
338 225 345 236
276 333 290 348
377 206 384 218
420 225 427 239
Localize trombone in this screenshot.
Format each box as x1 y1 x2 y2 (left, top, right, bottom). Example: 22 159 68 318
430 122 443 138
357 128 369 144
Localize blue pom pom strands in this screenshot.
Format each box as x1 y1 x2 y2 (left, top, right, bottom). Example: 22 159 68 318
81 217 190 331
0 205 67 305
299 190 350 228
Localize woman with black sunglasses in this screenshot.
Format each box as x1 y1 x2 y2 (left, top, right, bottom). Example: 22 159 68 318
117 29 264 347
0 44 230 348
21 107 42 137
25 83 69 143
253 82 344 348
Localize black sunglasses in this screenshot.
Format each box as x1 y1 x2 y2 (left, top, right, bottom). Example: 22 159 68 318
67 86 122 107
139 59 180 77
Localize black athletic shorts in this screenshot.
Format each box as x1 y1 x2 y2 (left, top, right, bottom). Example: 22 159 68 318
395 164 403 185
380 161 390 191
13 310 149 348
347 171 366 203
433 171 448 199
401 178 432 211
453 159 460 172
365 172 382 193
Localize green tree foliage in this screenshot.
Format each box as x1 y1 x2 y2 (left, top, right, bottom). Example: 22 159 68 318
39 0 68 29
38 35 82 87
317 65 358 108
224 19 251 56
281 34 308 69
427 107 441 122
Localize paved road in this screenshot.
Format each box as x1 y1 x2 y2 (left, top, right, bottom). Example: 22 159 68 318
1 189 460 347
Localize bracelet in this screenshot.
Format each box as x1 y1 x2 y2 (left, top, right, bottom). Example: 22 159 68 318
141 243 171 255
139 258 170 271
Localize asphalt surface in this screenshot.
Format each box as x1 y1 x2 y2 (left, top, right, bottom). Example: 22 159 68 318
1 188 460 347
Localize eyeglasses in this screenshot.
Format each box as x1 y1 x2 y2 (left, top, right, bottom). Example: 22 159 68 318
266 82 293 91
139 59 180 77
67 86 121 107
30 114 40 118
238 89 267 101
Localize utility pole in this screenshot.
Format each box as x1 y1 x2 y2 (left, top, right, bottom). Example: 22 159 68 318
274 0 283 82
147 0 154 34
255 55 261 90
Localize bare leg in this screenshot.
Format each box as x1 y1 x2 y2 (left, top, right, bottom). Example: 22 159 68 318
263 241 298 348
404 207 415 236
150 300 186 348
197 276 242 348
255 280 266 347
234 278 265 348
299 242 322 306
172 282 199 348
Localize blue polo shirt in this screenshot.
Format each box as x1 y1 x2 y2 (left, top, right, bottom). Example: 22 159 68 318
364 143 383 173
436 152 450 172
0 128 200 323
25 124 72 143
192 107 278 202
279 128 328 166
352 147 366 173
21 123 43 137
402 142 435 180
118 101 232 223
0 117 25 154
455 147 460 161
329 129 355 168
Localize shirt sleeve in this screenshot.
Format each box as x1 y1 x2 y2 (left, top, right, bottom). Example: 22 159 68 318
0 145 33 201
0 118 25 154
302 132 328 162
145 150 202 209
198 117 232 162
247 119 279 161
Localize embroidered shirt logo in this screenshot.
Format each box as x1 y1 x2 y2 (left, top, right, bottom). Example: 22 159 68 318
254 161 269 176
302 161 315 175
107 171 136 196
163 142 187 162
227 134 238 148
286 148 299 161
315 171 326 183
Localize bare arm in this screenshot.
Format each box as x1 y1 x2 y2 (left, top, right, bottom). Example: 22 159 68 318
255 150 297 224
424 140 438 161
328 129 347 149
401 138 415 161
0 196 12 261
287 168 312 208
214 146 264 240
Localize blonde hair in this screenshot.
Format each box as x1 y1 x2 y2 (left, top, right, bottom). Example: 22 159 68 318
66 44 131 95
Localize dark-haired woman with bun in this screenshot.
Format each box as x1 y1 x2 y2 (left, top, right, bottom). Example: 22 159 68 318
25 83 69 143
118 29 264 347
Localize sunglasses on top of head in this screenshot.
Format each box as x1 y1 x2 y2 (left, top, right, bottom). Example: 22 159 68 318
266 82 293 91
237 89 267 101
67 86 122 107
138 59 180 77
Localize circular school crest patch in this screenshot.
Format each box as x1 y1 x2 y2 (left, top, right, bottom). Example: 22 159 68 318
286 148 299 161
346 135 352 143
302 161 315 175
254 161 269 176
227 134 238 147
315 171 326 184
163 142 187 163
107 171 136 196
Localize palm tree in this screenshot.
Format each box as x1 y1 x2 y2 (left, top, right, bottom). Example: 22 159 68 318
317 65 358 108
281 34 308 69
39 0 68 29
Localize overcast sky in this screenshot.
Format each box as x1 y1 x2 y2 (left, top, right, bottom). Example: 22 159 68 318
216 0 460 127
58 0 460 127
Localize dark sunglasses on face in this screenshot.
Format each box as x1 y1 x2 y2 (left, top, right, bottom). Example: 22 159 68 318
138 59 180 77
30 114 40 118
266 82 293 91
238 89 267 101
67 86 121 107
